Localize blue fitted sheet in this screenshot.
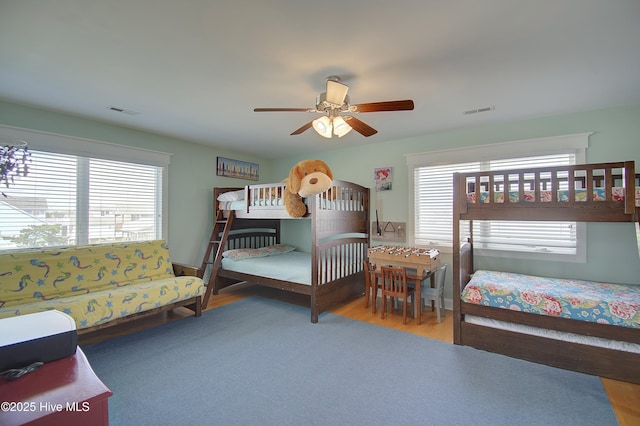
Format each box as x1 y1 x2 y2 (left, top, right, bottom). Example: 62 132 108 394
221 251 311 285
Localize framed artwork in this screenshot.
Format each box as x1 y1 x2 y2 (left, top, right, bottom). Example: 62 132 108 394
217 157 259 181
374 167 392 191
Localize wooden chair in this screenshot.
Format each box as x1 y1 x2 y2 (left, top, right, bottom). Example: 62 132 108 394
363 260 380 313
380 266 415 324
418 265 447 323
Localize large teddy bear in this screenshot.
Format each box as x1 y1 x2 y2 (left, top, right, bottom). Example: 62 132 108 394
284 159 333 217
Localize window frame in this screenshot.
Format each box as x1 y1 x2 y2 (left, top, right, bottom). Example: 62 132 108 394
0 124 171 247
406 133 591 262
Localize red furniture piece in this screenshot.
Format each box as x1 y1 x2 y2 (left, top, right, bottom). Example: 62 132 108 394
0 347 112 426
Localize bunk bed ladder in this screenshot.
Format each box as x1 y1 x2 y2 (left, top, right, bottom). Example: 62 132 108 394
201 210 235 307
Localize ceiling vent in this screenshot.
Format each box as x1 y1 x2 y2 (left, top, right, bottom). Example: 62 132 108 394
463 106 495 115
107 106 141 116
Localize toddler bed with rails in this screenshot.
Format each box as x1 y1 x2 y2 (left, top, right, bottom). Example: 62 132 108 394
211 179 370 323
452 160 640 383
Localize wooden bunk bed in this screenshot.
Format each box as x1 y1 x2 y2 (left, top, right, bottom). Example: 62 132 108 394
203 179 369 323
452 160 640 383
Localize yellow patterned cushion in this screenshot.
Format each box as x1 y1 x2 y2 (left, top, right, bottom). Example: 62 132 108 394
0 276 203 329
0 240 204 329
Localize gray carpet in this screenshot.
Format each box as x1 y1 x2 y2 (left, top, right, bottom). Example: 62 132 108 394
82 297 617 426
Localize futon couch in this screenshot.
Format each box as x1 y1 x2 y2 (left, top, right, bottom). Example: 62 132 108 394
0 240 205 333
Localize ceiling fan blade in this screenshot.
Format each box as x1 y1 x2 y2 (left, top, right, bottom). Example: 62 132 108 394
290 120 314 135
254 108 312 112
343 116 378 137
353 100 414 113
326 80 349 105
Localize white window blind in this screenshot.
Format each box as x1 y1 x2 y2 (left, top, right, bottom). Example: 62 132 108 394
414 161 479 247
413 152 583 260
1 150 163 250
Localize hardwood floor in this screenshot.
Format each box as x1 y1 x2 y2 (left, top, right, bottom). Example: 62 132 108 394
79 284 640 426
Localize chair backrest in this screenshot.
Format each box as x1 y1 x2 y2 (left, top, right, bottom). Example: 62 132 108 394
436 264 447 294
363 260 373 287
381 266 408 295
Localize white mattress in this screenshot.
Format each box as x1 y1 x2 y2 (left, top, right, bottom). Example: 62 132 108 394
219 199 283 210
221 251 311 285
465 315 640 354
219 198 364 212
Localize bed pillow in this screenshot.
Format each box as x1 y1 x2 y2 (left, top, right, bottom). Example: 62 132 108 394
217 189 245 202
222 244 296 260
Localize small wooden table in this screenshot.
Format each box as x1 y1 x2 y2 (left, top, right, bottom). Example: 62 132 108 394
368 246 440 325
0 347 112 426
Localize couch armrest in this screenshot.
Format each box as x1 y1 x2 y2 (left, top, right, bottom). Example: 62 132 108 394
172 262 202 277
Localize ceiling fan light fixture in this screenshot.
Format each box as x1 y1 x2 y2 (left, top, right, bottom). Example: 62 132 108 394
254 77 414 138
332 116 352 137
312 116 332 138
325 80 349 106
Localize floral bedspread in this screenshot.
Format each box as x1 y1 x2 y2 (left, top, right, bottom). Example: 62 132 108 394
461 270 640 328
466 187 640 205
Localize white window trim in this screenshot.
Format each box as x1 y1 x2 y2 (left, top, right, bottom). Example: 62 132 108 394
406 133 591 262
0 124 172 240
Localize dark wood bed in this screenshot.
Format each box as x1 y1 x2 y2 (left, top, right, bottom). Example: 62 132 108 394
210 179 370 323
452 160 640 383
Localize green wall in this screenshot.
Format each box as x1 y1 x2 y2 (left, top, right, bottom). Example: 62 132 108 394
274 104 640 292
2 100 639 296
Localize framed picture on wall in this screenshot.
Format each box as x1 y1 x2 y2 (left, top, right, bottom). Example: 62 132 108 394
374 167 392 191
216 157 259 181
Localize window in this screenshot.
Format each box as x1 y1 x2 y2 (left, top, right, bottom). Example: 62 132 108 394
413 161 480 248
0 125 170 250
407 133 590 262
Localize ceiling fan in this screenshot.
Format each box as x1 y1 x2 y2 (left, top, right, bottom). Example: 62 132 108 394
253 76 414 138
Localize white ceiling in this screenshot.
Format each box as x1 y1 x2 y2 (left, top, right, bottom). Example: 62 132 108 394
1 1 639 159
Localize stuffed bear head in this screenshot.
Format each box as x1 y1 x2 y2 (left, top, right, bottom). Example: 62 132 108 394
286 159 333 197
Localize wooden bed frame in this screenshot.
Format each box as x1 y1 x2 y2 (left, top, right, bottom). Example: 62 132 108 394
212 180 370 323
452 160 640 383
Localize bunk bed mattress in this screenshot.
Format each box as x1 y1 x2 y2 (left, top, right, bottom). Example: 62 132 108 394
464 315 640 353
218 199 283 210
461 270 640 328
466 187 640 204
218 198 365 211
221 251 311 285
